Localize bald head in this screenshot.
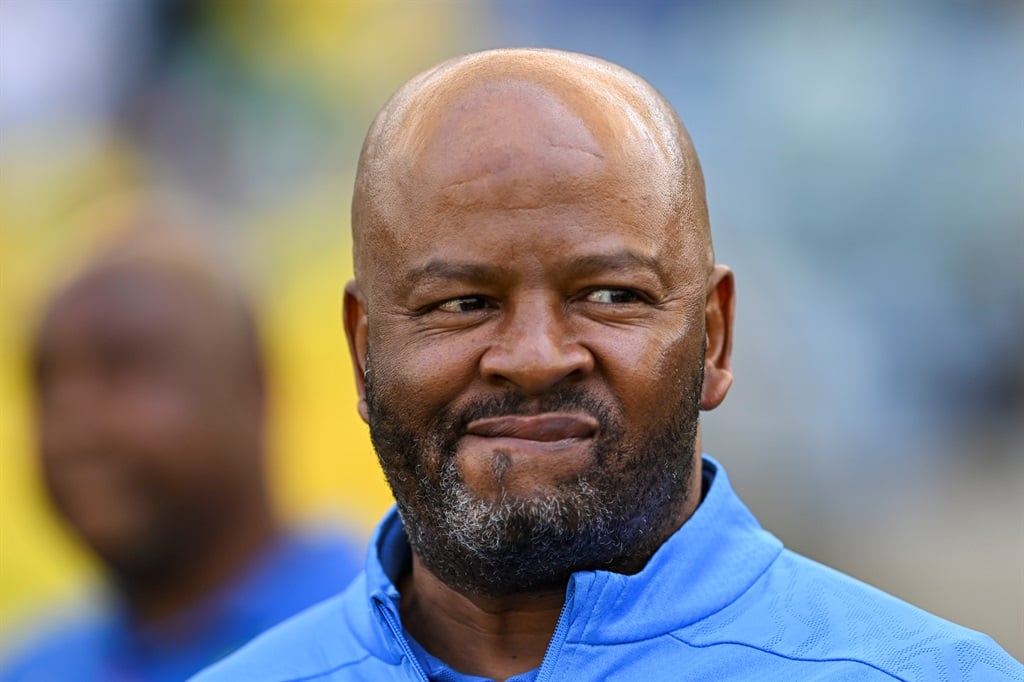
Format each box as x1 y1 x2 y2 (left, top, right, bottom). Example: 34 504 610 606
352 48 711 283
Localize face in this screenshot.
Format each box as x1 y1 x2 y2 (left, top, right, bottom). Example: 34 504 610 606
346 81 732 596
32 269 258 582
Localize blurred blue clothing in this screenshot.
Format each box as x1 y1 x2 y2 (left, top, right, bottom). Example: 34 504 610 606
191 458 1022 682
0 530 363 682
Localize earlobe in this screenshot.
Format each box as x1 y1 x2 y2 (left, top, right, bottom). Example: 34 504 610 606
700 265 735 411
343 280 370 424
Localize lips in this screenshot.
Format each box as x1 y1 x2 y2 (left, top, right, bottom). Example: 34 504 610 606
465 413 598 442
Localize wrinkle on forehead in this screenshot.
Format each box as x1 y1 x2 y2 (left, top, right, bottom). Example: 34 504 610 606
420 81 612 211
352 48 711 282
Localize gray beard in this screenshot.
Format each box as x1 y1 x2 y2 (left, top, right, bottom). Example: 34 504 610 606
366 366 702 598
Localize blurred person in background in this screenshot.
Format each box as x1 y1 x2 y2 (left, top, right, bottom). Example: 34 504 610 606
195 49 1022 682
0 211 364 682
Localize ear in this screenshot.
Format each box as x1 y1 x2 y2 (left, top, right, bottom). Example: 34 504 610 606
343 280 370 424
700 264 735 410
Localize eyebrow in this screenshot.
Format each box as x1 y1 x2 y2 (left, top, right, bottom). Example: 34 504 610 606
569 250 668 286
407 260 511 284
406 249 667 288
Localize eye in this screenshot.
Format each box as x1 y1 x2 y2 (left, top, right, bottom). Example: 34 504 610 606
584 288 642 304
436 296 490 313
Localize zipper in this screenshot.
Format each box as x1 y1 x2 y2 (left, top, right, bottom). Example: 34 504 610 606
375 597 430 682
534 581 577 682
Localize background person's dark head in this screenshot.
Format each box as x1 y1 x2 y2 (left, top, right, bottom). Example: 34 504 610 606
30 215 273 622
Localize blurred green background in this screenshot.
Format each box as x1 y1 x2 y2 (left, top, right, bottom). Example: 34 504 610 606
1 0 1021 660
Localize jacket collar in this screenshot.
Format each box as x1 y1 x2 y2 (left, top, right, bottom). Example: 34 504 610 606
363 457 783 648
561 457 783 644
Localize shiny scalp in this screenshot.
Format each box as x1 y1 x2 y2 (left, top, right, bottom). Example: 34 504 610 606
351 48 714 286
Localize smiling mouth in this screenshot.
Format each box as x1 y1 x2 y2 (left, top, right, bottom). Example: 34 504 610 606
465 413 598 442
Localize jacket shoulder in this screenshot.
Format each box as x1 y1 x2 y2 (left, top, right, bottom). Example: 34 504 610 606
680 549 1023 680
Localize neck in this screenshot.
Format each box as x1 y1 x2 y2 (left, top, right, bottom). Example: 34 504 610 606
400 556 565 681
118 492 279 626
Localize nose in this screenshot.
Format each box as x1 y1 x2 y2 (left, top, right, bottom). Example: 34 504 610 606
479 295 594 395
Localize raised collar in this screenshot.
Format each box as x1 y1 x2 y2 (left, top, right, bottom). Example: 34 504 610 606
560 457 783 643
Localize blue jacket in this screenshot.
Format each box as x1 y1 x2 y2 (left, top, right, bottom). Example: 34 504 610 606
1 530 364 682
194 459 1022 681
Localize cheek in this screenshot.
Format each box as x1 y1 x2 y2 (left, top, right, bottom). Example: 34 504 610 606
369 321 482 413
586 321 703 416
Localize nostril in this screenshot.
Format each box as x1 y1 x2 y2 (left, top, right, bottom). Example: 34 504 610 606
480 340 594 394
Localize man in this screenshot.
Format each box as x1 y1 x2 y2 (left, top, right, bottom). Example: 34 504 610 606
1 217 363 681
195 49 1022 681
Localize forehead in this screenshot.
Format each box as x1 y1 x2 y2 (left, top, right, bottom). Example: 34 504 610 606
37 269 207 355
353 52 716 291
401 78 675 208
420 81 606 210
371 84 684 267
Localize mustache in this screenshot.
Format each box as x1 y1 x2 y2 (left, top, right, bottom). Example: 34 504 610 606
442 387 618 436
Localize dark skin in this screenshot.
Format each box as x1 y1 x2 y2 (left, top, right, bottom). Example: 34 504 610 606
32 255 277 627
344 50 734 680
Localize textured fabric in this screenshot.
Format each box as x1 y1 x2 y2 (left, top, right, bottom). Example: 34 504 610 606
0 530 364 682
406 636 538 682
192 458 1024 682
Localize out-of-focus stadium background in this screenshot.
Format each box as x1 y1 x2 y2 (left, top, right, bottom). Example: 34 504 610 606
1 0 1021 659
